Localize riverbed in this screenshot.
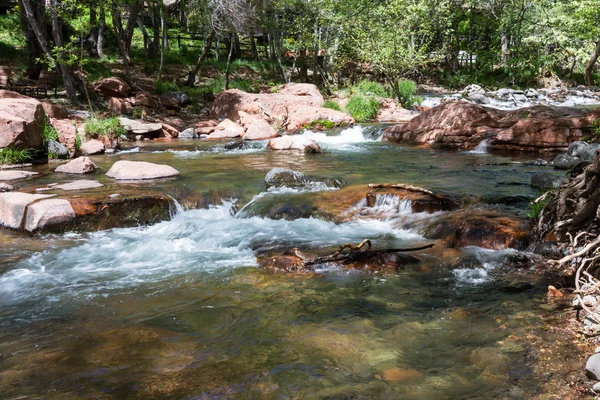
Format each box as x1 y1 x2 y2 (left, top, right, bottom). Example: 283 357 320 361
0 125 581 398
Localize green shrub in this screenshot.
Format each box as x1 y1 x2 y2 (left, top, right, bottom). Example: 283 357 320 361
306 119 335 129
75 134 82 151
41 121 59 145
396 79 423 108
346 95 380 122
153 79 179 95
322 100 341 111
85 117 126 140
353 80 391 97
0 146 32 165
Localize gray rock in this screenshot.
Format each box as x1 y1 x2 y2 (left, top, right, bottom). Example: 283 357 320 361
593 382 600 393
525 88 540 98
513 94 528 103
0 170 38 181
568 141 588 157
164 91 191 106
118 117 163 135
531 172 563 189
586 353 600 380
55 157 97 174
468 94 490 105
0 183 14 192
265 168 308 189
53 180 104 191
553 154 580 169
47 140 69 159
106 160 179 180
580 144 600 161
178 128 198 139
67 109 92 120
496 88 513 100
463 84 485 98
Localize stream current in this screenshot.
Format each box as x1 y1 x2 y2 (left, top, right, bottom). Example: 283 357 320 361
0 125 578 398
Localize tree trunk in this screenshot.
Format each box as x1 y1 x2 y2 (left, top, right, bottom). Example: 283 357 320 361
111 4 131 81
501 33 509 65
185 28 216 87
17 0 44 79
585 40 600 87
158 5 166 79
150 2 160 57
49 0 78 100
250 34 258 60
97 0 105 57
137 17 149 50
224 33 234 90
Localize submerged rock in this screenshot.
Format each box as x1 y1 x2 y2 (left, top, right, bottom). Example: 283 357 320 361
106 160 179 180
530 172 563 189
265 168 308 189
553 153 580 169
55 157 97 174
53 180 104 191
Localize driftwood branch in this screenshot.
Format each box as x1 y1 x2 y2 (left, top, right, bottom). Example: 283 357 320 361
302 242 435 266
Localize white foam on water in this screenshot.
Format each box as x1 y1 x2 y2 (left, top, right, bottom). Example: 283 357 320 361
115 147 141 155
300 126 381 151
465 140 490 154
452 247 518 285
0 202 421 308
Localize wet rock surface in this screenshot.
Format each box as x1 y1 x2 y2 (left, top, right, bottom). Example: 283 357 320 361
106 160 180 180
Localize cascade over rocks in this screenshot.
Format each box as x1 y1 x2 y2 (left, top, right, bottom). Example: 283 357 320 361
0 98 46 150
384 101 599 153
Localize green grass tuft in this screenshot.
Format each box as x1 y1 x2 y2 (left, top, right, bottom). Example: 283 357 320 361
397 79 422 108
85 117 126 140
0 146 32 165
322 100 341 111
346 95 380 122
526 195 551 220
306 119 335 129
41 121 59 145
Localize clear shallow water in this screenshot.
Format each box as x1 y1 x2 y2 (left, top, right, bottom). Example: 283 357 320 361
0 125 573 398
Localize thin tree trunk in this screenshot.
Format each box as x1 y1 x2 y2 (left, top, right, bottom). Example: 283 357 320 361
97 0 105 57
224 33 234 90
185 28 216 86
150 2 160 57
158 5 166 79
250 33 258 60
585 40 600 87
49 0 78 99
18 0 44 79
111 4 131 81
137 16 149 50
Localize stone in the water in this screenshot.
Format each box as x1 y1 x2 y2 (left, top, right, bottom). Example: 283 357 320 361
267 135 321 153
118 117 163 135
0 192 55 228
208 119 245 139
586 354 600 380
568 140 588 157
0 183 13 192
375 367 423 382
54 180 104 191
178 128 198 139
243 118 279 140
47 140 69 159
580 143 600 161
468 93 490 105
79 139 105 155
106 160 179 180
265 168 307 189
553 153 580 169
24 198 75 232
463 84 485 97
530 172 562 189
55 156 97 174
0 170 38 181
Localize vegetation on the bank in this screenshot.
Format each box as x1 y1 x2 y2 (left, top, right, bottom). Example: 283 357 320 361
306 119 335 129
41 121 59 145
0 146 32 165
85 117 126 140
395 80 423 109
527 195 551 220
346 95 380 122
322 100 341 112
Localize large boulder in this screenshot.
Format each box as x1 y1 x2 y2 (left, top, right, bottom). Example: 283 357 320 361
0 192 54 229
55 157 97 174
244 118 279 140
178 128 198 139
580 143 600 161
79 139 105 155
267 136 321 153
106 160 179 180
384 101 599 153
0 98 45 150
553 153 580 169
24 198 75 232
49 118 77 154
41 101 68 119
0 90 29 99
530 172 563 189
208 119 245 139
93 77 131 98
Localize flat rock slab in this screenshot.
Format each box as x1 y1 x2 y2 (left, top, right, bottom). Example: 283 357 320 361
106 160 180 180
0 170 39 181
0 192 55 229
24 198 75 232
54 180 104 191
118 117 163 135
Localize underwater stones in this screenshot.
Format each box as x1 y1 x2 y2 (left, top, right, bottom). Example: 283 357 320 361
106 160 179 180
55 157 97 174
79 139 105 155
0 192 55 229
530 172 563 189
267 135 321 153
0 170 38 181
423 209 530 250
24 198 75 232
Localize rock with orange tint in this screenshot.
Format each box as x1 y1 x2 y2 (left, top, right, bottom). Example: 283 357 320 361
375 367 423 382
259 255 308 273
547 285 564 297
423 209 530 250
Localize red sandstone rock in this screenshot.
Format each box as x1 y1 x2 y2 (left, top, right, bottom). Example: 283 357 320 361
0 98 45 150
384 101 600 152
50 118 77 153
93 77 131 98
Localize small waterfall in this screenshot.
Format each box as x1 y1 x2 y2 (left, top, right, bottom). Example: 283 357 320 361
468 140 490 154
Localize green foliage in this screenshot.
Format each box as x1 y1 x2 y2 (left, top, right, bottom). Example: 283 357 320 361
85 117 126 140
75 134 82 151
0 14 26 60
48 151 59 160
132 108 144 119
154 79 179 95
395 79 422 108
0 146 32 165
306 119 335 129
527 195 551 220
353 80 391 98
322 100 341 111
346 95 380 122
41 121 59 145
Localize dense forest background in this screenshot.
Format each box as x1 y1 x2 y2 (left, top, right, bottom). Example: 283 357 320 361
1 0 599 101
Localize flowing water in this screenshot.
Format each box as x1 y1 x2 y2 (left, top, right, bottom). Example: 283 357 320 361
0 125 576 399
